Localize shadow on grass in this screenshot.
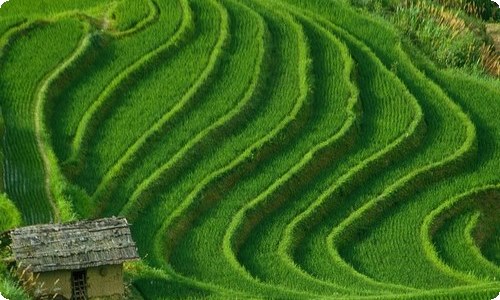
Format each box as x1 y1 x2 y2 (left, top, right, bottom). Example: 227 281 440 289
133 276 211 299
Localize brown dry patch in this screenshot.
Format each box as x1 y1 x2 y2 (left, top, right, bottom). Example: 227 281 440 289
486 23 500 53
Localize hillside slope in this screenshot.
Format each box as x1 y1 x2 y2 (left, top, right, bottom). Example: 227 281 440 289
0 0 498 299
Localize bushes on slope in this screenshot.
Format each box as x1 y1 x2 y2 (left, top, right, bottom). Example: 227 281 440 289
0 193 21 233
0 266 29 300
351 0 500 77
0 195 26 299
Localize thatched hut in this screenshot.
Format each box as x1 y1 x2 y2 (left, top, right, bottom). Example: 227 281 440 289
7 217 139 300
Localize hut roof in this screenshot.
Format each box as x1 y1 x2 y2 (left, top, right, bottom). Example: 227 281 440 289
9 217 139 273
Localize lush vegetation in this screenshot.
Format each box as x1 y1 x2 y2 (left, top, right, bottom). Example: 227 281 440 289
352 0 500 76
0 0 498 299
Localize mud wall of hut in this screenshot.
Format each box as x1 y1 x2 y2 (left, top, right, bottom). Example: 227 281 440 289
32 270 72 299
87 264 124 299
25 264 124 299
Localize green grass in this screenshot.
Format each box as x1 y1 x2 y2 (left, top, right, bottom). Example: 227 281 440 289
50 0 185 171
233 9 362 297
435 210 499 280
237 11 423 296
114 0 262 222
92 0 224 216
110 0 155 32
0 0 105 19
0 16 25 38
0 0 498 299
0 264 29 300
0 193 21 232
164 1 316 296
0 19 84 224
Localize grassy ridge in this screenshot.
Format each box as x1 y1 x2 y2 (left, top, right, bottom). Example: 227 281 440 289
270 0 492 293
66 0 190 193
0 16 25 38
273 10 423 294
110 0 155 32
338 38 499 290
117 0 265 221
435 211 499 280
92 0 227 216
33 22 99 221
421 186 499 282
0 0 105 19
0 19 83 224
50 0 184 170
164 2 317 296
229 7 362 296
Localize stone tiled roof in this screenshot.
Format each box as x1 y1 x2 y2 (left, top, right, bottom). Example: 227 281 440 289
9 217 139 272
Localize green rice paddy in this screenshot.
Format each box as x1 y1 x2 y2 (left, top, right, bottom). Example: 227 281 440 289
0 0 498 298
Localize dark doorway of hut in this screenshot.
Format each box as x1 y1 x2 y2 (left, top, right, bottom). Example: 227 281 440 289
71 270 88 299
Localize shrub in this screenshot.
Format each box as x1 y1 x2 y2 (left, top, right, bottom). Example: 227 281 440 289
0 193 21 232
0 264 29 300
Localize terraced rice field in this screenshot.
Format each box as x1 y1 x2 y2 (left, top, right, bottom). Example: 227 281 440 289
0 0 499 298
